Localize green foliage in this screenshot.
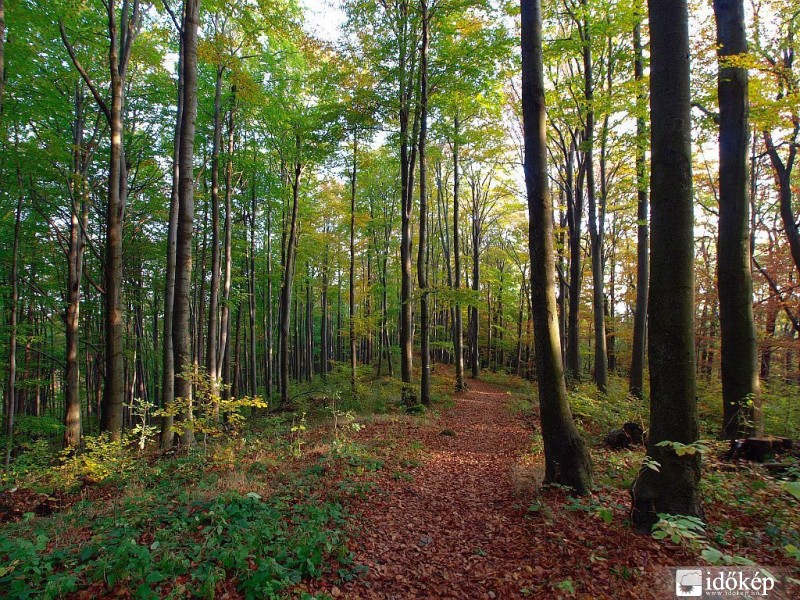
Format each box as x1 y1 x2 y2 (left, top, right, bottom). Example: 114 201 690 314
655 440 712 457
652 514 706 547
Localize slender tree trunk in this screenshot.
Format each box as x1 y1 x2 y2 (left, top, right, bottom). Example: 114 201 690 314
418 0 431 405
64 86 89 448
279 147 301 407
566 140 582 380
161 32 183 448
631 0 702 530
581 2 608 393
350 134 358 397
249 183 258 394
4 189 22 466
0 0 5 117
207 65 224 405
173 0 200 445
452 117 466 391
266 202 274 397
520 0 592 494
219 91 235 395
714 0 760 438
629 16 649 399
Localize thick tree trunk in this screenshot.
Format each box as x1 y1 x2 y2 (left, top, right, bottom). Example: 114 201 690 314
631 0 702 531
714 0 760 439
629 17 649 399
100 14 126 440
173 0 200 445
520 0 592 495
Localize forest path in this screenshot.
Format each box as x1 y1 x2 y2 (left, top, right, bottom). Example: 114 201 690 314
315 377 547 599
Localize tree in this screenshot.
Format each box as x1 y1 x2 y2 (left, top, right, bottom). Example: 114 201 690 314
631 0 702 530
172 0 201 445
60 0 142 441
714 0 760 438
520 0 592 495
629 6 648 399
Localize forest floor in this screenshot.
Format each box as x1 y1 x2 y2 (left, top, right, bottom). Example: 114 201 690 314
1 371 799 599
299 376 712 599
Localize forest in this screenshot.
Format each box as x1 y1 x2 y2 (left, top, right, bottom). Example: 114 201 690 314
0 0 798 597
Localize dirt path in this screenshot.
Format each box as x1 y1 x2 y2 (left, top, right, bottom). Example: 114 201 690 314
320 379 547 599
306 377 689 599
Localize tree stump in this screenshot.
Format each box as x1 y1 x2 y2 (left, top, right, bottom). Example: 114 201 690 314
727 437 793 462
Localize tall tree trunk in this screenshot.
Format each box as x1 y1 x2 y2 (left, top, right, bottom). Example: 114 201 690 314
0 0 5 117
207 65 224 405
566 137 582 380
249 183 258 394
173 0 200 445
452 116 466 391
581 1 608 393
714 0 760 438
279 146 301 408
629 15 649 399
631 0 702 530
219 93 235 392
64 85 89 448
418 0 431 405
521 0 592 494
350 134 358 397
4 189 22 466
321 227 329 379
100 5 126 440
398 3 418 405
161 31 183 448
266 202 274 397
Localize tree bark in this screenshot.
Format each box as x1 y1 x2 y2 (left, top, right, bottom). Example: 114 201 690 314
629 16 649 399
452 116 466 391
279 144 301 407
4 187 22 466
581 1 608 393
714 0 760 439
161 28 183 448
64 84 90 449
418 0 431 405
350 134 358 397
631 0 702 531
520 0 592 495
207 65 224 405
173 0 200 445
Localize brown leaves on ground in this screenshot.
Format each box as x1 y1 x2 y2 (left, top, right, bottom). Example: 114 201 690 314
305 378 797 599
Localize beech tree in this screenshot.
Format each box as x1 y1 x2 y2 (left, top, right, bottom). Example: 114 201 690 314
631 0 702 529
520 0 592 495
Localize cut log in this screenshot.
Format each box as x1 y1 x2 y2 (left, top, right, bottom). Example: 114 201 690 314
605 422 645 450
727 437 793 462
